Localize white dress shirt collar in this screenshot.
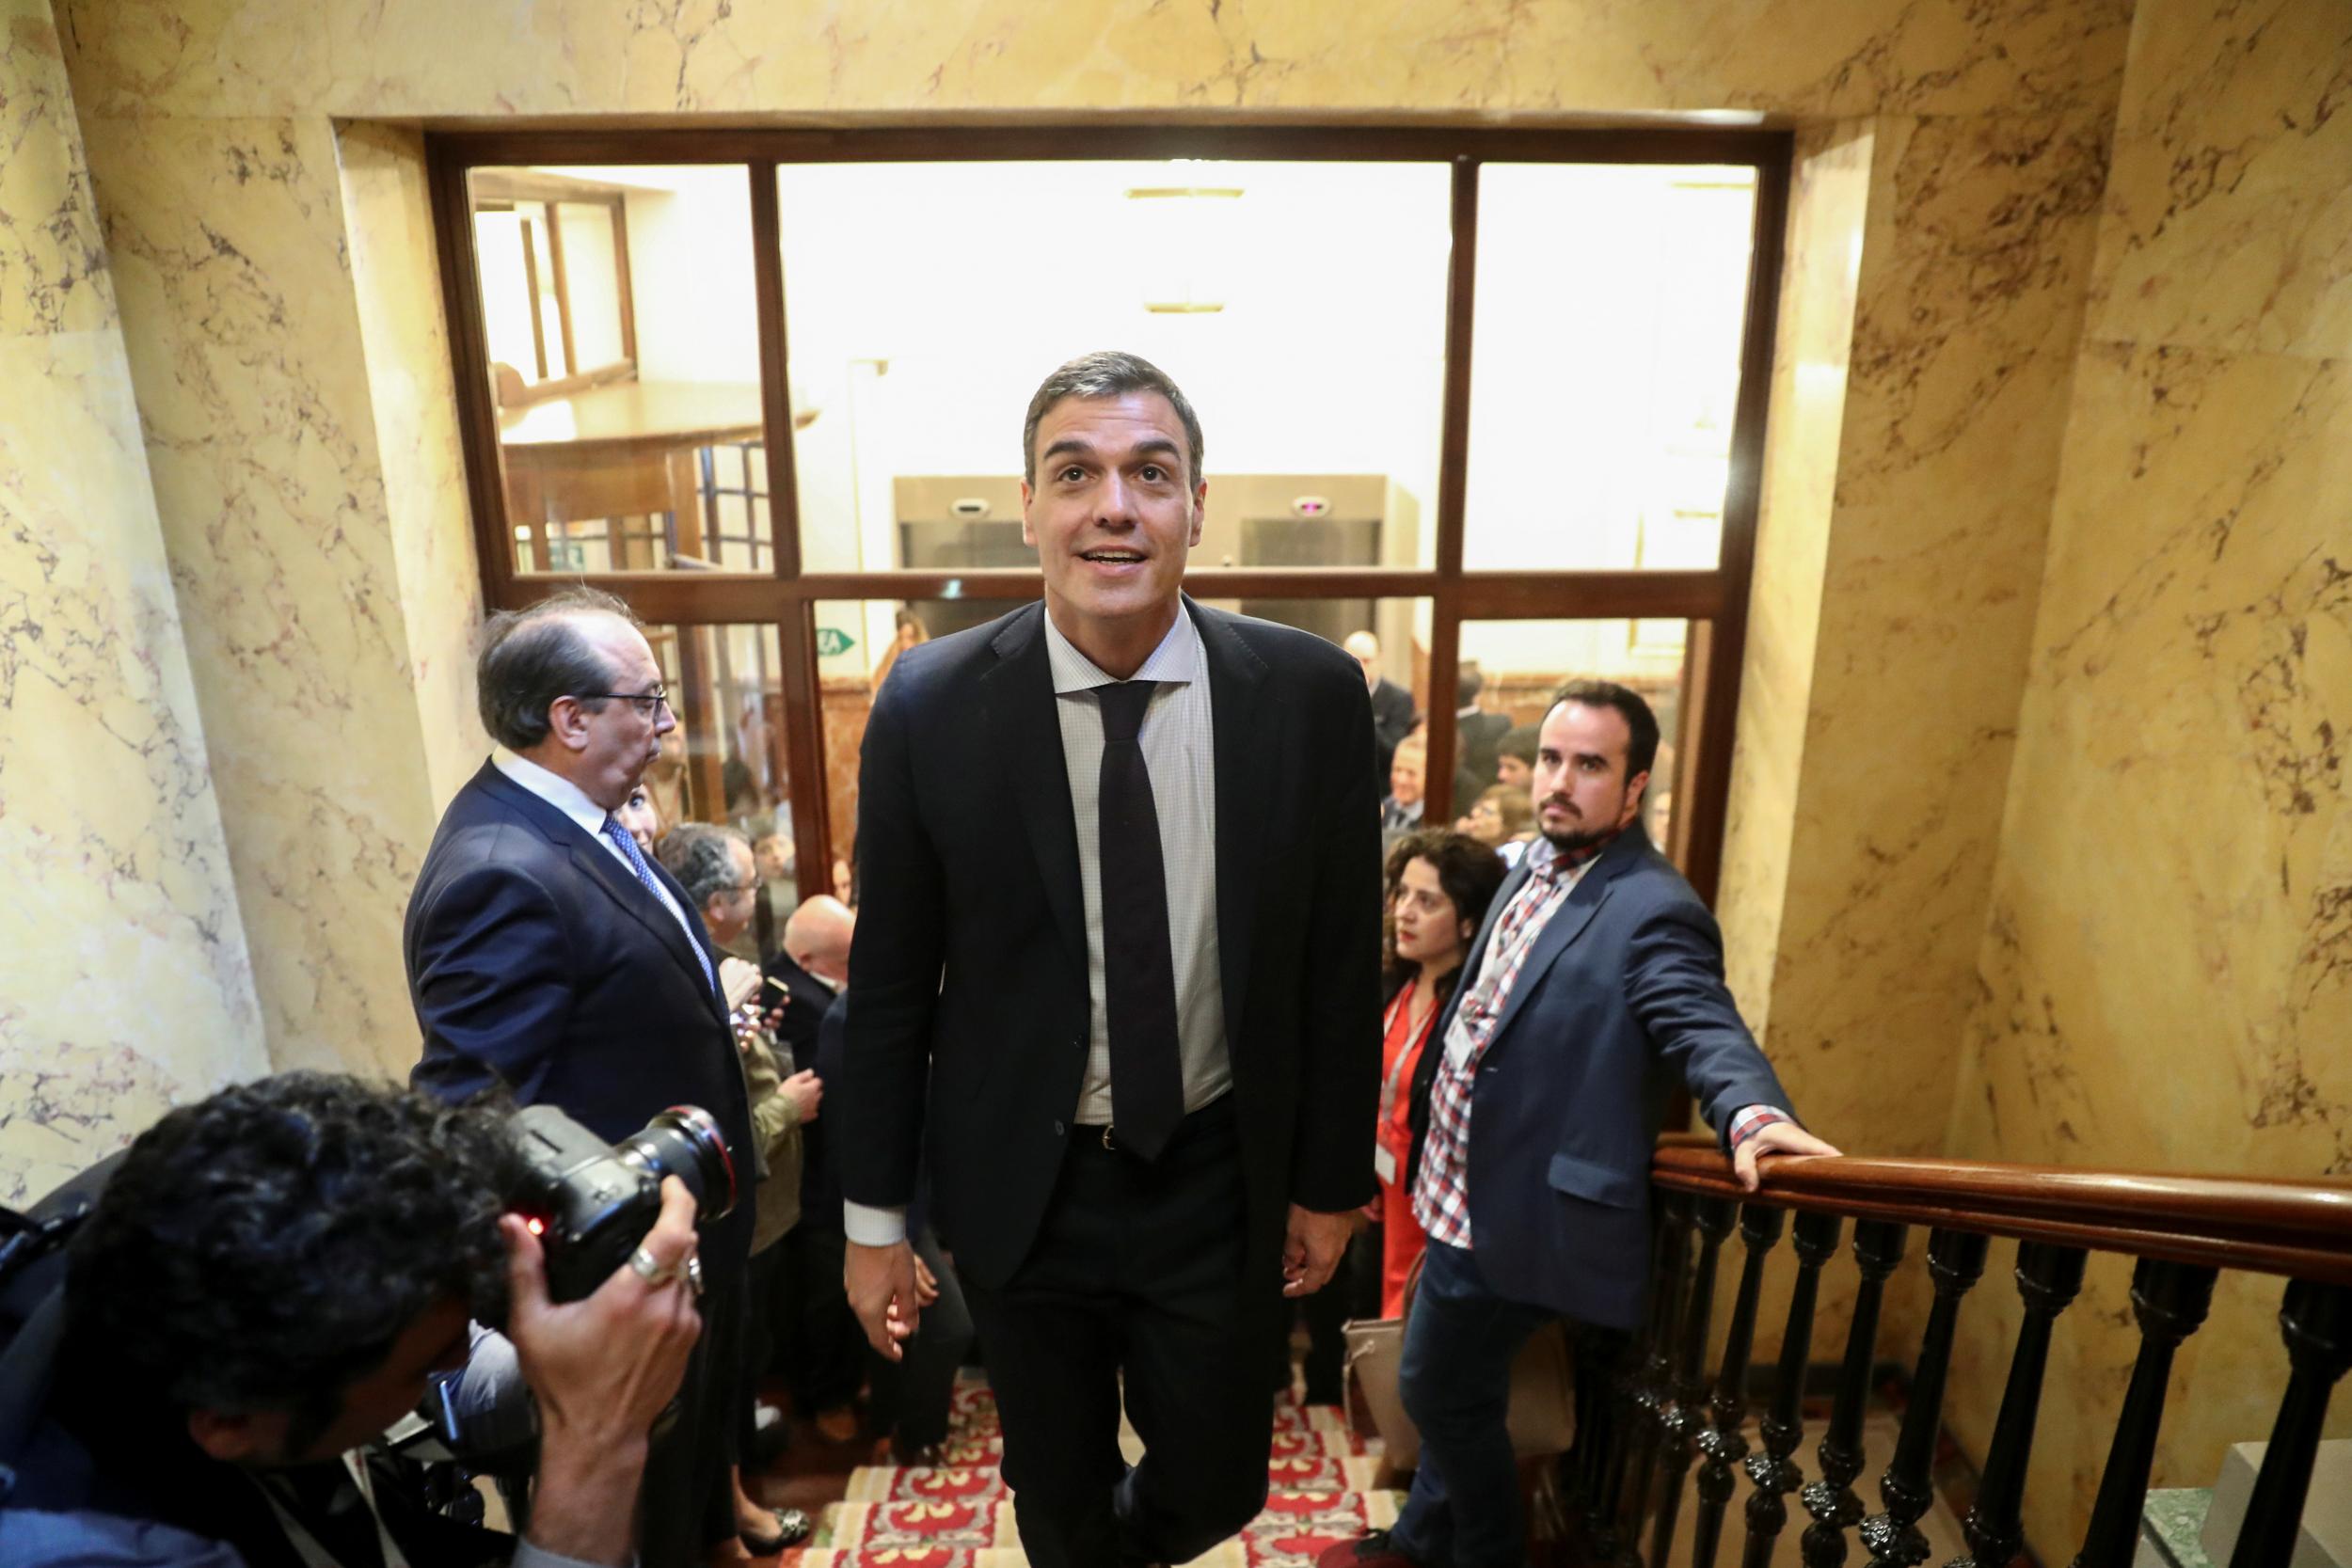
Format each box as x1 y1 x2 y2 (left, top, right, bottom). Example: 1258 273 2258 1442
491 747 614 839
1041 603 1205 696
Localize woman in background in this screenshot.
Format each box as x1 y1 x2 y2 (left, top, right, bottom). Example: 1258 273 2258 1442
1374 830 1506 1315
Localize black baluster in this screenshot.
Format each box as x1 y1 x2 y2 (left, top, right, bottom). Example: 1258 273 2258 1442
2069 1259 2217 1568
1614 1192 1698 1568
1947 1242 2088 1568
1744 1211 1842 1568
1589 1296 1653 1565
2226 1280 2352 1568
1801 1220 1907 1568
1859 1228 1991 1568
1652 1196 1738 1567
1570 1325 1635 1555
1692 1205 1784 1568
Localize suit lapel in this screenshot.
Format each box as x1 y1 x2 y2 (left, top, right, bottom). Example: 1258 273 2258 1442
1191 599 1270 1046
983 605 1089 987
473 766 723 1015
1484 832 1646 1052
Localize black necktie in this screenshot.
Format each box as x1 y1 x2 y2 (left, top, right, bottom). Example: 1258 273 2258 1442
1097 680 1184 1160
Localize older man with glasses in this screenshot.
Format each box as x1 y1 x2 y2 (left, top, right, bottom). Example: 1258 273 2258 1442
405 585 769 1568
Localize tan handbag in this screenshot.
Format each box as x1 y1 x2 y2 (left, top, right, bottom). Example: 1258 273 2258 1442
1342 1252 1578 1470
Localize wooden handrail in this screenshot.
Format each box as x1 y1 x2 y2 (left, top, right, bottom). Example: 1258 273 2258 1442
1650 1146 2352 1287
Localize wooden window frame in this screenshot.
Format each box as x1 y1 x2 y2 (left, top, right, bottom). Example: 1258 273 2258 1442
469 173 639 404
427 123 1791 910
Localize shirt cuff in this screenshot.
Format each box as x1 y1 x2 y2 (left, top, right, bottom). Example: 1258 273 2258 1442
516 1541 635 1568
1727 1105 1791 1149
842 1200 909 1247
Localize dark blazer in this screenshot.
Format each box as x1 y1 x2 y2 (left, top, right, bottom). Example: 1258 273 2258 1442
405 761 756 1272
1406 829 1793 1331
761 951 834 1072
1369 675 1419 784
840 598 1384 1294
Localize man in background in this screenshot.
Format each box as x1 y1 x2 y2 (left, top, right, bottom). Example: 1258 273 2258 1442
764 895 863 1447
1344 629 1420 790
1329 680 1837 1568
405 587 755 1568
657 824 819 1553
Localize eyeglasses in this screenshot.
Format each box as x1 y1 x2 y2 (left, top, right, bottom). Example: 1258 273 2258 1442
576 686 672 717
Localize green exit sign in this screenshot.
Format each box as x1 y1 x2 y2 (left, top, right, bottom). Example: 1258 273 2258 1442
815 626 856 657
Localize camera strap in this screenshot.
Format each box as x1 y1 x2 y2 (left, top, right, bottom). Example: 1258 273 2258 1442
254 1452 413 1568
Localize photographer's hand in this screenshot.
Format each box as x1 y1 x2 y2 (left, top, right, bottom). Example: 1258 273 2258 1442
502 1176 703 1567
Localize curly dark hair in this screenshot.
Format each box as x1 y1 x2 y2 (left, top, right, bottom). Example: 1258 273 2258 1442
1381 829 1509 1009
64 1072 523 1449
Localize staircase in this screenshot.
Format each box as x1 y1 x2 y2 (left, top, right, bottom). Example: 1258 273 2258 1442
787 1375 1401 1566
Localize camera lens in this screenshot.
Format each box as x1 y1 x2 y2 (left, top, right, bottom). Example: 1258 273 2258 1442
616 1105 737 1222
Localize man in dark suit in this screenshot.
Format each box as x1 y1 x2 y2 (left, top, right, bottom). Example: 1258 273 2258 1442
839 351 1382 1568
1344 629 1421 788
1327 679 1839 1568
761 895 865 1444
405 586 761 1568
1451 663 1512 807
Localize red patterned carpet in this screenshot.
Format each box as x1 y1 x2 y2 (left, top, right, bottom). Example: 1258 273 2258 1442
786 1377 1399 1566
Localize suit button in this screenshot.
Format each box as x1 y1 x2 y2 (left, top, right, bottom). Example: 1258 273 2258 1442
1053 1119 1065 1136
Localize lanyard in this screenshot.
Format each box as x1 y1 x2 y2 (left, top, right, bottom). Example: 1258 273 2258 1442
1377 982 1432 1127
256 1452 412 1568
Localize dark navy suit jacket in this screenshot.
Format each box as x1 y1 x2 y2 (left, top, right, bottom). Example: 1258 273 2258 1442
404 760 756 1274
1406 827 1793 1331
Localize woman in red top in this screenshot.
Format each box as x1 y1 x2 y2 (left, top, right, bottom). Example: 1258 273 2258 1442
1372 829 1506 1317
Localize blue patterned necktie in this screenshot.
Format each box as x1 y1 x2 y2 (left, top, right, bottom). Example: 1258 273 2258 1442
601 814 717 997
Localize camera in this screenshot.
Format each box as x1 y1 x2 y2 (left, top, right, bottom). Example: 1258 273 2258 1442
505 1104 737 1303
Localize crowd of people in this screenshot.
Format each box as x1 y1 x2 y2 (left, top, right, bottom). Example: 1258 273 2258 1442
0 349 1838 1568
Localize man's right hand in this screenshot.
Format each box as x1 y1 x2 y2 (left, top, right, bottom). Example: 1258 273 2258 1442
501 1176 705 1566
845 1238 920 1361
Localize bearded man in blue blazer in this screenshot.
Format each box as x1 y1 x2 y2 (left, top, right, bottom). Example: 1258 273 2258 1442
1327 680 1841 1568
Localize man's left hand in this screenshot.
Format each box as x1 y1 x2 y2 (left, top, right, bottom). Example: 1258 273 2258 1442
1732 1119 1841 1192
1282 1204 1354 1297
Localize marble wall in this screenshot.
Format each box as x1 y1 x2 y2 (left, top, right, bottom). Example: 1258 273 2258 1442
0 0 264 1204
1943 0 2352 1556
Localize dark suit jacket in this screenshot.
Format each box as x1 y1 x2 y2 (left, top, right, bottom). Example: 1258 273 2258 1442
405 762 756 1275
840 597 1384 1295
1406 829 1793 1331
1456 708 1511 793
761 951 833 1072
1369 675 1419 784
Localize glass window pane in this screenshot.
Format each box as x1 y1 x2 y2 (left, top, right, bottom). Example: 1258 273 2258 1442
554 200 627 371
469 166 766 577
640 623 795 962
1453 616 1701 868
778 162 1451 574
1464 166 1756 572
811 596 1431 896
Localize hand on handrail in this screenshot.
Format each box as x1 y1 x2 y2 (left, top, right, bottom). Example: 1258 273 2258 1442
1733 1120 1842 1192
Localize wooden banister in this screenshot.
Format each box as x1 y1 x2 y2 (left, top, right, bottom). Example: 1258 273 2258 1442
1649 1147 2352 1286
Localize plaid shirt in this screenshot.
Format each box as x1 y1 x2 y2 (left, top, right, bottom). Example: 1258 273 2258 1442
1411 833 1788 1250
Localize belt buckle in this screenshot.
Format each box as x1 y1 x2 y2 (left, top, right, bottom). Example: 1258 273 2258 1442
1102 1125 1117 1151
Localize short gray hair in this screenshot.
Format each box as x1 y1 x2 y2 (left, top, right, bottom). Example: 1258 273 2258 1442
477 587 641 751
1021 350 1204 487
655 821 751 911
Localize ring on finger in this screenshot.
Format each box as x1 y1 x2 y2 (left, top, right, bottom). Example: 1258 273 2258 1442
629 1245 678 1287
682 1253 705 1297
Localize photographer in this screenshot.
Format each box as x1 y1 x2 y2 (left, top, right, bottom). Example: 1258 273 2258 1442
0 1073 703 1568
